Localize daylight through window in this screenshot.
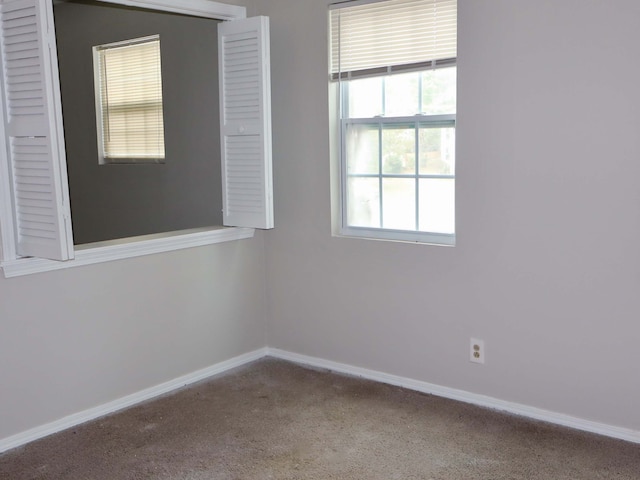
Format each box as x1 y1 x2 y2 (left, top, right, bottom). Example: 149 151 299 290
93 35 165 164
330 0 457 245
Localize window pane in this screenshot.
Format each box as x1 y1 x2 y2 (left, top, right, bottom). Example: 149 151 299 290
384 72 419 117
419 126 455 175
419 178 455 234
421 66 456 115
382 125 415 175
348 77 382 118
382 178 415 231
346 125 379 174
347 177 380 228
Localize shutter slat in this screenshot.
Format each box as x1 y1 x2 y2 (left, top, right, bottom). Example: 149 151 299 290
20 227 57 239
15 195 52 206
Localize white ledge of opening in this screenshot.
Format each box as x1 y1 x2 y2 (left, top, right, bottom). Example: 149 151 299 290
62 0 247 21
1 226 255 278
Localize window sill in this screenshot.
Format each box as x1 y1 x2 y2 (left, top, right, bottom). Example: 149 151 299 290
339 226 455 246
1 226 255 278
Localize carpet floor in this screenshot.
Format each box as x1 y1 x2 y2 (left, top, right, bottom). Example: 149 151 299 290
1 358 639 479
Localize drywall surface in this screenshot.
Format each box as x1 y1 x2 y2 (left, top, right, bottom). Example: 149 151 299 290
55 1 222 244
254 0 640 432
0 234 267 440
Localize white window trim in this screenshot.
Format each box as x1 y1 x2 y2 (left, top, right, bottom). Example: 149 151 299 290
0 0 269 278
2 226 255 278
339 111 456 246
95 0 244 21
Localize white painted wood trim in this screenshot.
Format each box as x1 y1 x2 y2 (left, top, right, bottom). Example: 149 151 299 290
267 348 640 445
0 15 12 263
1 347 638 454
1 226 255 278
0 347 268 454
97 0 246 20
0 114 14 262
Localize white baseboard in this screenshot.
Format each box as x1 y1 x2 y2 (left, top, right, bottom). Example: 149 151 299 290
266 348 640 445
2 346 638 454
0 348 268 454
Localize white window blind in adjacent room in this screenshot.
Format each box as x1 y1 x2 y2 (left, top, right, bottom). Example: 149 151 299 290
93 35 165 163
330 0 457 79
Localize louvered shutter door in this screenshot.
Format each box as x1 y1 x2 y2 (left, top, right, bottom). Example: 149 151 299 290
0 0 73 260
218 16 273 229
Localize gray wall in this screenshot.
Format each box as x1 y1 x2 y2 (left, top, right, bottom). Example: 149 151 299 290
250 0 640 432
55 1 223 245
0 0 263 445
0 234 267 440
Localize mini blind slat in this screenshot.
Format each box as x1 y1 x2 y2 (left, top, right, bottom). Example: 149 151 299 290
330 0 457 76
94 35 165 161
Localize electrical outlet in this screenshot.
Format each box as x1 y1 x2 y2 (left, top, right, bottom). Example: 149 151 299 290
470 338 485 364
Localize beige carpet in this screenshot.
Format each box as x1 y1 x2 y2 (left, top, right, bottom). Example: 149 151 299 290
1 358 638 479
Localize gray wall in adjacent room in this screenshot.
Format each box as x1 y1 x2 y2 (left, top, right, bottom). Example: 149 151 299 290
54 1 223 245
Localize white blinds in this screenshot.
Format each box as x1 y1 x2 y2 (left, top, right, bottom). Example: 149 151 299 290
330 0 457 78
93 35 165 162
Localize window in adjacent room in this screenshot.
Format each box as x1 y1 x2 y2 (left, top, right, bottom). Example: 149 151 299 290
93 35 165 164
330 0 457 245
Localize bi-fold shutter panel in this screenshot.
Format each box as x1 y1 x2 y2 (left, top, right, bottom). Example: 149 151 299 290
0 0 73 260
218 16 273 230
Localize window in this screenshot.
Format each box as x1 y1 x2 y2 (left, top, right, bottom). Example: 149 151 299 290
0 0 273 277
93 35 165 164
330 0 457 245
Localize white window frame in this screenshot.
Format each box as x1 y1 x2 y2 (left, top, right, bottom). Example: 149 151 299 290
0 0 272 278
339 73 456 246
330 0 457 246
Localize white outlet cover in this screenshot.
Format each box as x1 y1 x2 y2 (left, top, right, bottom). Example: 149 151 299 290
470 338 485 364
